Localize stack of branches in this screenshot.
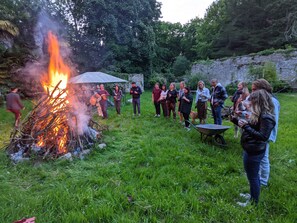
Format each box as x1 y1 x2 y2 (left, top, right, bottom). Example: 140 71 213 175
6 81 107 160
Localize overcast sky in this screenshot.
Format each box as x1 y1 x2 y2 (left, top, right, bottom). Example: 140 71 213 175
159 0 215 24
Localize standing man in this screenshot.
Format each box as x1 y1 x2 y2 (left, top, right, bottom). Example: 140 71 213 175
97 84 110 119
130 82 142 116
210 79 228 125
6 87 24 128
251 79 280 186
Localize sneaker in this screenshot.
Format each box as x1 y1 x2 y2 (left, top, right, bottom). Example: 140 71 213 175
236 200 250 207
157 114 160 117
154 114 158 117
138 114 141 116
240 193 251 200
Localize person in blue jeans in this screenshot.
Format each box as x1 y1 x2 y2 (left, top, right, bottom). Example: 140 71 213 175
210 79 228 125
231 89 275 206
251 79 280 186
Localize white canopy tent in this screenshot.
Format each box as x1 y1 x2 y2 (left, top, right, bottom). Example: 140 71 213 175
69 71 128 84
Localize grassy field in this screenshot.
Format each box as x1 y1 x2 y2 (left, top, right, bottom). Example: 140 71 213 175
0 92 296 222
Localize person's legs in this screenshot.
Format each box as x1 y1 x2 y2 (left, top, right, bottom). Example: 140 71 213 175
136 98 141 114
166 101 171 118
260 143 270 186
115 100 121 114
243 151 265 204
161 101 168 117
172 103 176 119
183 113 190 127
214 106 222 125
132 99 137 115
100 101 108 118
154 101 160 115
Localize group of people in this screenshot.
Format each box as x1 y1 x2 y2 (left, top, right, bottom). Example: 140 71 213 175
6 78 279 207
151 78 228 130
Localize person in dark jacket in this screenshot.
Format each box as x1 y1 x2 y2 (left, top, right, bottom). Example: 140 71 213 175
166 83 178 119
210 79 228 125
6 87 24 128
180 87 193 130
130 82 142 116
231 89 275 206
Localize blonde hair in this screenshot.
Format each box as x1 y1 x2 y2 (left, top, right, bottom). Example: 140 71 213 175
249 89 274 124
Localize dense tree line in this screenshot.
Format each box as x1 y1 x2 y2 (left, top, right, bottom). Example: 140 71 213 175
1 0 297 91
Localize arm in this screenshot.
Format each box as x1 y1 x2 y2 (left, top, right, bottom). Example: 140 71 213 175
242 115 276 141
195 90 199 103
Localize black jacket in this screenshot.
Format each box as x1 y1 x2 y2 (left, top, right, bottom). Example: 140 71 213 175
232 114 275 155
180 93 193 114
130 86 142 99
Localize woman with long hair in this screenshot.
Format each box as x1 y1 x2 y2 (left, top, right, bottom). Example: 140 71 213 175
232 89 275 206
195 80 210 124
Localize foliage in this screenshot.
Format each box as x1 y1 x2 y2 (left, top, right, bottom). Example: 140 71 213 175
0 93 297 222
248 62 278 84
185 73 210 91
172 55 191 77
147 72 167 87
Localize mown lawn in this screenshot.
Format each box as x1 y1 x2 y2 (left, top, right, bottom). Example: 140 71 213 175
0 92 296 223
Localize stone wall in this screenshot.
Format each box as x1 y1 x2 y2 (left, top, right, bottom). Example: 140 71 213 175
124 73 144 92
191 51 297 87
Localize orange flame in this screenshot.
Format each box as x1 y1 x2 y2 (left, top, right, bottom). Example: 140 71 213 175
39 31 70 154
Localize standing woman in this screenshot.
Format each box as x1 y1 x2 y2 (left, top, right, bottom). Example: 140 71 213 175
195 81 210 124
231 89 275 206
152 83 162 117
180 87 193 130
158 84 168 117
166 83 178 119
177 81 185 123
113 84 122 115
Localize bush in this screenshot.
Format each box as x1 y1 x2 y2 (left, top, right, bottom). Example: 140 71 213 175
271 80 292 93
184 73 210 91
172 55 191 77
148 73 167 88
249 62 277 83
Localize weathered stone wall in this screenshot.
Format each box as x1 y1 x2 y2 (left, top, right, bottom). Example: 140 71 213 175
124 73 144 92
191 51 297 87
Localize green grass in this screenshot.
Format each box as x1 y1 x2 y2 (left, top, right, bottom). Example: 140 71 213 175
0 93 297 222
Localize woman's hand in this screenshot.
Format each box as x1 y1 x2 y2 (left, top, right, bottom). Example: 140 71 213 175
238 119 248 127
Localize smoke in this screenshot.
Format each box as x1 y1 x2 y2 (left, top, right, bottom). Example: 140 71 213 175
19 10 91 135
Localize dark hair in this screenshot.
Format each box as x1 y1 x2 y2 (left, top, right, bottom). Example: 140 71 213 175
162 84 167 90
11 87 18 91
184 87 190 92
131 82 136 84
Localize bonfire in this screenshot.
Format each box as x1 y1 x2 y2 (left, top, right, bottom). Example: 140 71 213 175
6 31 106 161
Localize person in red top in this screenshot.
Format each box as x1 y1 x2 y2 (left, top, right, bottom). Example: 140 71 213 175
96 84 110 119
6 87 24 128
152 83 162 117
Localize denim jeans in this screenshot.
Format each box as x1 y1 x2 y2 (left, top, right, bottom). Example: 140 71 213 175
99 100 108 118
243 151 265 204
259 143 270 186
133 98 141 115
211 105 222 125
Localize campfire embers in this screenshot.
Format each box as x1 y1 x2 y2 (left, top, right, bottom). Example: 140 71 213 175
6 31 106 162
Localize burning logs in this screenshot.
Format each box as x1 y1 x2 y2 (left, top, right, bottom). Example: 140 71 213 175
6 82 107 162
